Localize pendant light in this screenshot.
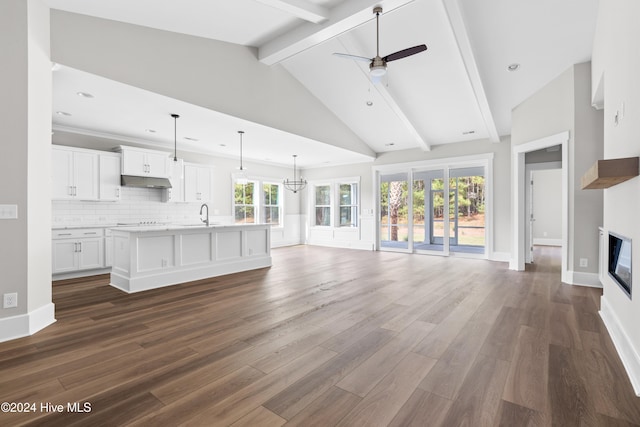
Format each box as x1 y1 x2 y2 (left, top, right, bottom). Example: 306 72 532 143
283 155 307 193
237 131 248 184
171 113 180 161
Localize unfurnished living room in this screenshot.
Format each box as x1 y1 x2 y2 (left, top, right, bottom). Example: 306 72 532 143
2 0 640 425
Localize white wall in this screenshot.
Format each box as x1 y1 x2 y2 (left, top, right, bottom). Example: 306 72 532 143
300 136 511 259
592 0 640 395
0 0 54 342
532 168 562 244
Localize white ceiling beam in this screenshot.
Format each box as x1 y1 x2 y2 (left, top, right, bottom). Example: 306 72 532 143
253 0 329 24
259 0 415 66
337 35 431 151
443 0 500 143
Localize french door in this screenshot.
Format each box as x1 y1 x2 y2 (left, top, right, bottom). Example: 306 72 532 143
378 165 486 257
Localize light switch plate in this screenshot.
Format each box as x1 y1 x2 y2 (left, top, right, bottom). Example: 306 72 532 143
0 205 18 219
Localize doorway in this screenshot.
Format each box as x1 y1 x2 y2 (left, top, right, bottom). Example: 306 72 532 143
511 131 569 283
377 157 491 258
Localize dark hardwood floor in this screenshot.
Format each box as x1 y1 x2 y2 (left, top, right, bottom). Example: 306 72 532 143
1 245 639 426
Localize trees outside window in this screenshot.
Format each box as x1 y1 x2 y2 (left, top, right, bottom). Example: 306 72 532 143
263 182 281 226
234 181 256 224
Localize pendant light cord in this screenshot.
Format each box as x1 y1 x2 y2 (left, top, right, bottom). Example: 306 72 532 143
171 114 180 162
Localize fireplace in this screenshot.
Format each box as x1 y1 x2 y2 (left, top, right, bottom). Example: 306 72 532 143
609 232 632 298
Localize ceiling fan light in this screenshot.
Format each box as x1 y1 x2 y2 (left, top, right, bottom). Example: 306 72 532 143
370 64 387 77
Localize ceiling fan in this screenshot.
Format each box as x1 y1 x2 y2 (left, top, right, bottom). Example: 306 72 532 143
333 6 427 83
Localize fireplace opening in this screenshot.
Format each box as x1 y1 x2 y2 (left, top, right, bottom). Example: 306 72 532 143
609 232 632 299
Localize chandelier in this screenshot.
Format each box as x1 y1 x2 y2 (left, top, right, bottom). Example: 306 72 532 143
283 155 307 193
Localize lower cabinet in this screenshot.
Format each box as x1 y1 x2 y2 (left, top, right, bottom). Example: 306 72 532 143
52 229 104 274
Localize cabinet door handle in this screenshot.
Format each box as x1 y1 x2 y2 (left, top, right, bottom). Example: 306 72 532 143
58 233 72 236
84 232 97 235
74 242 78 252
69 186 73 196
73 186 77 196
78 242 82 252
116 188 120 198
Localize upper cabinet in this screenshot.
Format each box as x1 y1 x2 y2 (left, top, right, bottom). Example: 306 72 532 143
99 153 122 201
52 146 99 200
119 146 170 178
184 163 213 202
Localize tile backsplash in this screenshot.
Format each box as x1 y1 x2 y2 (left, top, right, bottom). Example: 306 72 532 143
52 187 231 227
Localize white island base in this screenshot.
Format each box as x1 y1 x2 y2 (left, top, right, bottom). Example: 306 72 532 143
110 224 271 293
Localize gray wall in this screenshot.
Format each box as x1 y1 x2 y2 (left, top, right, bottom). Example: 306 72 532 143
0 0 52 330
512 62 603 275
50 10 373 158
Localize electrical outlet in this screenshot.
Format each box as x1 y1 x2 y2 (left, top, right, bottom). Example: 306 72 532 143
3 293 17 308
579 258 588 268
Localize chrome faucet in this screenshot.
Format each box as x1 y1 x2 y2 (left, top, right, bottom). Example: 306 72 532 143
199 203 209 226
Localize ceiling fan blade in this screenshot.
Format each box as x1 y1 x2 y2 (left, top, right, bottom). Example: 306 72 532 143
383 44 427 62
333 52 372 63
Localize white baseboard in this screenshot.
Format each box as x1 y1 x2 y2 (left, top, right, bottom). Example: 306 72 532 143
0 303 56 343
533 238 562 246
271 239 303 248
600 297 640 396
490 251 511 262
567 271 602 288
306 239 375 251
53 268 111 281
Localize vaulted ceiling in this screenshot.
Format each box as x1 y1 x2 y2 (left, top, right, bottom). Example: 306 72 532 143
47 0 599 167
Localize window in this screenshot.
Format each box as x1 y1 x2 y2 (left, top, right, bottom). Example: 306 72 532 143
233 177 283 227
315 185 331 226
310 178 359 228
234 181 256 224
263 182 281 226
339 183 358 227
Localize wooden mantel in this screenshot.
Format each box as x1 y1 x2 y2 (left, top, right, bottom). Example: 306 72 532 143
581 157 639 189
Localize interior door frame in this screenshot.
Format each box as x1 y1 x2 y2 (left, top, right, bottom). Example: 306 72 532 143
524 161 562 263
511 131 569 283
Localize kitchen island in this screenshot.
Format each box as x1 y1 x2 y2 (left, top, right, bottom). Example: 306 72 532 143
110 223 271 293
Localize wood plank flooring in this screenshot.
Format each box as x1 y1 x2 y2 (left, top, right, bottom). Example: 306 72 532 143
1 245 640 426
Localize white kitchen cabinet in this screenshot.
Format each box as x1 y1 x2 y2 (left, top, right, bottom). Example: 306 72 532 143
52 146 99 200
120 146 170 178
52 228 104 274
163 159 185 203
105 229 114 267
99 153 122 201
184 163 213 202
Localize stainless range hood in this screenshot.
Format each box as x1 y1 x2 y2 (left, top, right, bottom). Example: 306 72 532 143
121 175 172 189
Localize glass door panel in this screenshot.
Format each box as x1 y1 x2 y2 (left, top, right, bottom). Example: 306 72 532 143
450 167 486 254
414 170 445 253
380 173 409 250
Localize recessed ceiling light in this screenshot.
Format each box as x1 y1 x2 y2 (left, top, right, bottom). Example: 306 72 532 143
385 142 395 147
507 63 520 72
145 129 156 133
184 137 198 142
463 130 476 135
55 111 72 116
76 91 94 98
366 100 374 107
219 143 226 147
